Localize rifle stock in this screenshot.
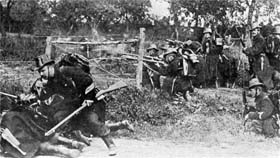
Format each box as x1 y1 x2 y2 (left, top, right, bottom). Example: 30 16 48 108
242 90 249 126
242 90 248 118
1 128 26 155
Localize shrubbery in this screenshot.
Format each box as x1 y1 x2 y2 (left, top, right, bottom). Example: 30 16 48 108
106 86 243 126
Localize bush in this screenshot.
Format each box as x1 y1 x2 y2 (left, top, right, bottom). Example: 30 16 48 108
106 87 243 127
107 87 191 125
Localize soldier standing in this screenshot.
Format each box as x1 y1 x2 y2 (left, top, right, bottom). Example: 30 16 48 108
244 78 279 137
244 23 270 76
201 27 220 87
266 24 280 71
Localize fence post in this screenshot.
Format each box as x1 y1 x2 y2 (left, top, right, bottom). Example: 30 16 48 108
136 28 145 89
45 36 53 58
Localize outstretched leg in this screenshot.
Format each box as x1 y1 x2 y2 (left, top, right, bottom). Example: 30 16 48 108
106 120 135 133
39 142 80 158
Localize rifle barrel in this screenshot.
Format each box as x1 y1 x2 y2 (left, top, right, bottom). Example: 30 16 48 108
0 92 18 99
45 102 89 136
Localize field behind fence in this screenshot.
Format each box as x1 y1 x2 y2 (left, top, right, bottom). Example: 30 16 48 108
0 29 148 90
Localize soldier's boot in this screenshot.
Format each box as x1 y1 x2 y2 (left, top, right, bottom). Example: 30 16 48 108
40 142 80 158
73 130 91 146
121 120 135 132
101 135 117 156
106 120 135 133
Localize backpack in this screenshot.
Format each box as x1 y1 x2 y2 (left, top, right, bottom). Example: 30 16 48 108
57 53 90 74
268 91 280 113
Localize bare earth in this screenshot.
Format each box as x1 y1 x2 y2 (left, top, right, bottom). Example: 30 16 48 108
62 138 280 158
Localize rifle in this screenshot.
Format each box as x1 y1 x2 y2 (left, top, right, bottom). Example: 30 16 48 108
242 90 249 126
0 91 18 99
242 90 248 118
234 26 246 48
0 91 48 119
242 90 256 125
166 39 184 46
1 128 26 156
123 54 166 65
45 81 127 136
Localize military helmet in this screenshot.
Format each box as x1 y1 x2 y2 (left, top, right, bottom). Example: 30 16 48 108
147 44 159 51
249 78 264 89
250 23 260 31
34 54 54 71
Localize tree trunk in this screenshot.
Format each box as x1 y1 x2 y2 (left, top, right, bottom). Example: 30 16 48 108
0 3 6 37
245 0 256 47
247 0 256 28
173 13 179 40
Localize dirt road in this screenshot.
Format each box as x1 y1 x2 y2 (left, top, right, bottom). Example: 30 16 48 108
76 138 280 158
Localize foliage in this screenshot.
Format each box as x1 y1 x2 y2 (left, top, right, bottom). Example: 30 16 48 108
0 36 45 61
106 86 243 126
107 87 182 125
168 0 246 26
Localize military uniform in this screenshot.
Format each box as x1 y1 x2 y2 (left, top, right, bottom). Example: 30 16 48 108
245 24 272 88
201 28 222 86
143 44 161 89
266 25 280 72
24 54 116 155
245 78 279 137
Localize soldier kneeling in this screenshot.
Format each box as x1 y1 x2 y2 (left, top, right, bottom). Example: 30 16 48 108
244 78 279 138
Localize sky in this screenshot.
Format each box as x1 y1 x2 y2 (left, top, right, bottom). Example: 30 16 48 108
149 0 170 18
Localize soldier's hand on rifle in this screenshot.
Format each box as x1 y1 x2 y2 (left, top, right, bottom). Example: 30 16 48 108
17 94 37 105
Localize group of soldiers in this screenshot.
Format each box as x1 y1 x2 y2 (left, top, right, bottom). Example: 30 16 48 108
0 53 134 158
242 23 280 138
1 22 280 158
143 22 280 138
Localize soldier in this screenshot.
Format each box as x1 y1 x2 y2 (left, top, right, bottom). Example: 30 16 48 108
201 27 220 87
244 23 270 75
146 44 159 57
244 78 279 137
271 25 280 57
19 54 117 156
142 44 162 90
266 24 280 71
201 27 214 55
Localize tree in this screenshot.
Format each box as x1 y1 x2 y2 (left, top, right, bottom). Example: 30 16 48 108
168 0 246 27
111 0 152 31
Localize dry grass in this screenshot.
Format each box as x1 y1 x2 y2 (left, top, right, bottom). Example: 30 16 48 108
1 63 280 149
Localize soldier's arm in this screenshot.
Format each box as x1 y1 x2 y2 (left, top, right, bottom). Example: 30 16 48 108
258 98 275 120
248 98 274 120
30 78 53 100
18 79 42 103
245 37 265 56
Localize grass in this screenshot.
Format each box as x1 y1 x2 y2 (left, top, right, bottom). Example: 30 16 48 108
1 63 280 149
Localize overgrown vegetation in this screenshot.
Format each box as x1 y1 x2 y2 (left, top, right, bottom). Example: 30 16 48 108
0 36 45 61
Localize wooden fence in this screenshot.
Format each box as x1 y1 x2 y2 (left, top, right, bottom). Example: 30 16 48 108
45 28 146 89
